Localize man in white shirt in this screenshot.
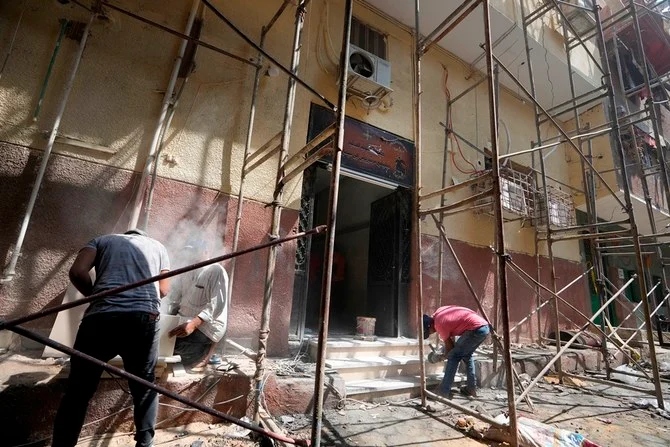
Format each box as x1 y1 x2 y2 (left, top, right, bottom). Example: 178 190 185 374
168 243 229 368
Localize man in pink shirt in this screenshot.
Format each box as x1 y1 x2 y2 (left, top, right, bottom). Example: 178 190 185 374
423 305 490 398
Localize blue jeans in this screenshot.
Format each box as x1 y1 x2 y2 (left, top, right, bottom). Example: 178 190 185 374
439 325 490 395
52 312 159 447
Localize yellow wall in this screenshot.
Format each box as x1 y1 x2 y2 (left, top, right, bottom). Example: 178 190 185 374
0 0 586 261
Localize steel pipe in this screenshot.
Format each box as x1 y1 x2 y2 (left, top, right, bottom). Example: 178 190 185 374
311 1 352 444
1 12 94 283
100 1 257 68
483 1 519 442
128 0 201 230
256 1 308 423
514 276 637 406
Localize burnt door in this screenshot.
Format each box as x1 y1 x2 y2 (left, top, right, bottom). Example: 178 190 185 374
367 188 411 337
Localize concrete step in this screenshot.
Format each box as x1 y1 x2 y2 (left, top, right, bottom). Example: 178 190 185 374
325 355 445 381
345 373 467 402
308 336 429 360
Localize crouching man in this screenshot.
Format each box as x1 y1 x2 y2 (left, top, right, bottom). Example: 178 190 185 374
423 305 490 398
168 243 229 368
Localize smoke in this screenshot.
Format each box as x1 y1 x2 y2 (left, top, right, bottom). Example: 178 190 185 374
157 199 229 270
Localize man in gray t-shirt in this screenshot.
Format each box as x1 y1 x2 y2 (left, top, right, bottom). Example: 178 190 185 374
52 229 170 447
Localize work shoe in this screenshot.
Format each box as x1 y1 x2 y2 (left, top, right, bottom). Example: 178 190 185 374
459 386 478 398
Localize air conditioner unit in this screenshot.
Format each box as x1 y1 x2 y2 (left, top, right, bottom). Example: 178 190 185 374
347 44 392 97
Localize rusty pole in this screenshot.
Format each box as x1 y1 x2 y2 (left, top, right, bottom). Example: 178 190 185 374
310 1 352 445
254 1 308 423
593 2 664 408
413 0 428 408
483 1 518 444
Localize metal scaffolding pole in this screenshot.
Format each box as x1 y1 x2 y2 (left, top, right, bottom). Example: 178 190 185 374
200 0 333 109
254 1 307 423
514 275 637 405
593 3 665 409
311 0 352 444
518 0 562 377
1 11 94 283
413 0 428 408
483 1 518 442
507 260 656 382
228 15 272 306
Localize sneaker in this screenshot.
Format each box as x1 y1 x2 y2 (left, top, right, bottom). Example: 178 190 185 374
459 386 478 398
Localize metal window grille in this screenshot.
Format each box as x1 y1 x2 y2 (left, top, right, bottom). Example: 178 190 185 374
535 185 576 228
473 168 535 219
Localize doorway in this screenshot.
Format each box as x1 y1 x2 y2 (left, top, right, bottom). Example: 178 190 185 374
290 165 411 337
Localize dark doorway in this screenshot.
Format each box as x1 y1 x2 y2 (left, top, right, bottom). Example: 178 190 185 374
290 166 410 337
367 189 411 337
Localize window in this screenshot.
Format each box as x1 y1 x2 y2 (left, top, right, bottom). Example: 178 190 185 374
501 178 529 215
351 18 387 60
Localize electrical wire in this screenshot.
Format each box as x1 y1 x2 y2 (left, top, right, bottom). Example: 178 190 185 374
443 65 479 174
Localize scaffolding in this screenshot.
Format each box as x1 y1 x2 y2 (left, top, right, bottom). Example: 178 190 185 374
2 1 670 446
413 1 670 446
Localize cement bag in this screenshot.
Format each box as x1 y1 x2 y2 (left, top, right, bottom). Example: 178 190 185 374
518 417 601 447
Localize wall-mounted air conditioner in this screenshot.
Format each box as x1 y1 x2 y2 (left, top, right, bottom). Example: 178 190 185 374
346 44 392 99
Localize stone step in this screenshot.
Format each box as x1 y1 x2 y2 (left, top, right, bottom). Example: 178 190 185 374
345 373 466 401
309 336 429 360
325 355 445 381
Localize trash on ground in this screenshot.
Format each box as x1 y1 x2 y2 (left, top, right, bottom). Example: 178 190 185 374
482 416 603 447
564 376 586 388
544 375 560 384
611 365 639 385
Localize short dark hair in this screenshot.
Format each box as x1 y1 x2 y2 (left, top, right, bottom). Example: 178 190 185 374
422 314 433 340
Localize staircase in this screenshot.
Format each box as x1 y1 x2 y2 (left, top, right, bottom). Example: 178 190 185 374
308 336 465 401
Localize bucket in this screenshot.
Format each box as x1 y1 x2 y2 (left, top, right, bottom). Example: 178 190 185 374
356 316 376 336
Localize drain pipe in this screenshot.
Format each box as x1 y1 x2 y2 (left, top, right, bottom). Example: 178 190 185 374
1 13 95 284
127 0 201 230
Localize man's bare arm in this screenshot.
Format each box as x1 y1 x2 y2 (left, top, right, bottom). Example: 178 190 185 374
69 247 96 296
158 270 170 297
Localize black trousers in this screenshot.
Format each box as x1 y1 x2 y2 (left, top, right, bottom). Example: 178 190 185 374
174 329 213 367
52 312 159 447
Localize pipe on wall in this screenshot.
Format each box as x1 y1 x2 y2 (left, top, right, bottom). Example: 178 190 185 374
1 12 95 284
127 0 201 231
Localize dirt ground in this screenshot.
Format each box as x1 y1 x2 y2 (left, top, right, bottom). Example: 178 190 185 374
74 377 670 447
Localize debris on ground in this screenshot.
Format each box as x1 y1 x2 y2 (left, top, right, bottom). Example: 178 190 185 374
544 375 560 384
482 416 603 447
612 364 639 384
